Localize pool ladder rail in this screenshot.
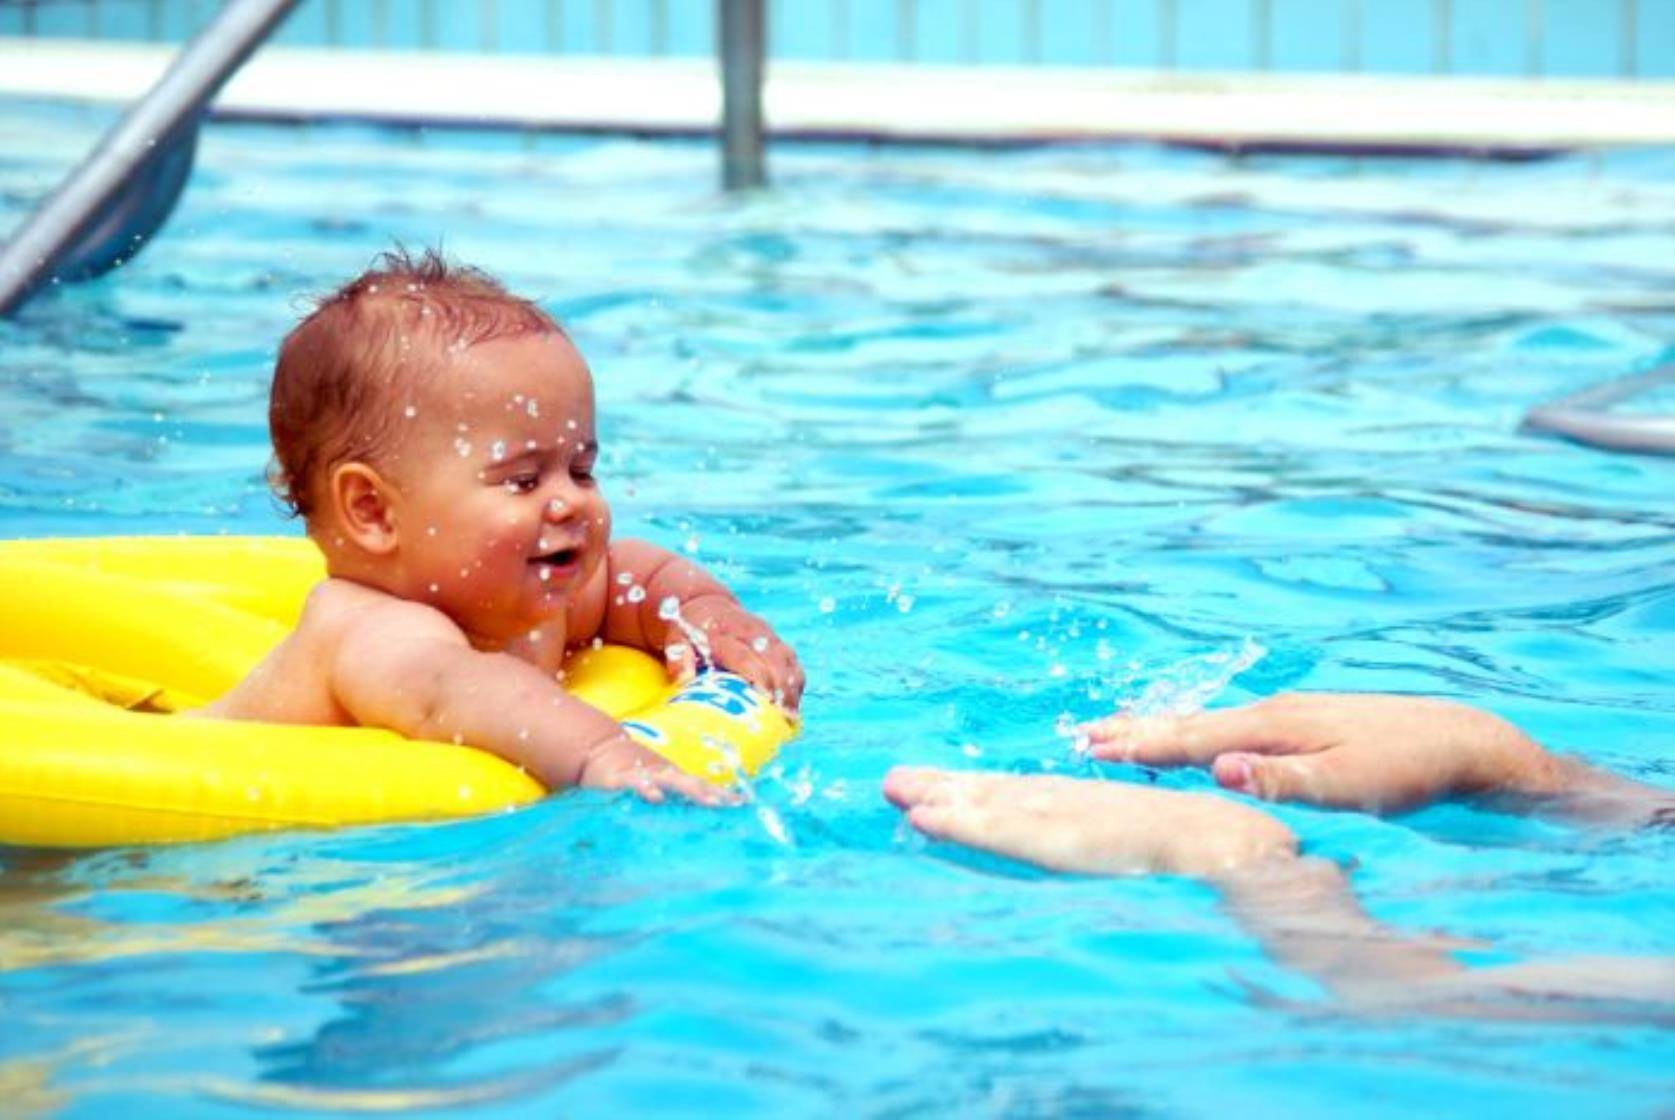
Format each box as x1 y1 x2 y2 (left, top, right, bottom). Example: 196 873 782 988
1522 364 1675 456
0 0 303 318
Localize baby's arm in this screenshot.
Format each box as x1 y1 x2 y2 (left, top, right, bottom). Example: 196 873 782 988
601 538 803 713
333 600 727 803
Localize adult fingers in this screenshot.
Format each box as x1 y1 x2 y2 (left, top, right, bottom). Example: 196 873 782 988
882 765 959 810
1213 750 1394 811
1084 698 1322 767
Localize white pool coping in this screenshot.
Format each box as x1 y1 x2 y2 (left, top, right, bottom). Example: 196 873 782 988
3 38 1674 151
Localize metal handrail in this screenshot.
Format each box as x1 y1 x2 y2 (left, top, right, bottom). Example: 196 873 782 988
0 0 300 317
1522 364 1675 456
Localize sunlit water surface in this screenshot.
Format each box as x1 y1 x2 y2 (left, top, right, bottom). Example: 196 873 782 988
2 100 1673 1117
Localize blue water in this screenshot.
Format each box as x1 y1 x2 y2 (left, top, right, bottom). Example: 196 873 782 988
2 99 1674 1115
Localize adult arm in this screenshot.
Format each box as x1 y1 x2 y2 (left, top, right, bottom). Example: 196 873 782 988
883 768 1465 1003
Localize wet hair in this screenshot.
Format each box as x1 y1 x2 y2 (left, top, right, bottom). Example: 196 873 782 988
268 246 562 519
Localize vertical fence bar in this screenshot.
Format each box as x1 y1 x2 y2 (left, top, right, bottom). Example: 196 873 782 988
1526 0 1542 76
961 0 979 63
1433 0 1451 73
481 0 496 51
420 0 437 48
1251 0 1271 69
1023 0 1041 64
719 0 766 190
1158 0 1177 69
897 0 915 62
1342 0 1361 71
546 0 564 52
651 0 669 54
833 0 850 60
1620 0 1637 77
596 0 612 50
1094 0 1114 66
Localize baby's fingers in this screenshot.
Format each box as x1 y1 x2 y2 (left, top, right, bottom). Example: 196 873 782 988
653 766 741 807
708 635 801 717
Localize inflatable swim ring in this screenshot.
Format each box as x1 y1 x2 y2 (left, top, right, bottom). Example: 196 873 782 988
0 536 795 848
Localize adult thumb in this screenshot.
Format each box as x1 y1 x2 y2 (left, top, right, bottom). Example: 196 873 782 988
1214 751 1336 806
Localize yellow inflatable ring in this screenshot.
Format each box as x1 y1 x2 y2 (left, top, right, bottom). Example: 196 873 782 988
0 536 795 848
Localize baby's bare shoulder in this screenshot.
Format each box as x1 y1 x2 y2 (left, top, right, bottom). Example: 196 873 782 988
301 579 467 656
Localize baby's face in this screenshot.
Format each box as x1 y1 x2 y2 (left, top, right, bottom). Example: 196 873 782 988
386 331 611 646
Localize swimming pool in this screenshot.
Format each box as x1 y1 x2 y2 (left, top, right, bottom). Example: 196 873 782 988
2 99 1673 1115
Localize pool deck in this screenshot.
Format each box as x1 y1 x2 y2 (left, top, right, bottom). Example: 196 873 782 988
3 38 1674 154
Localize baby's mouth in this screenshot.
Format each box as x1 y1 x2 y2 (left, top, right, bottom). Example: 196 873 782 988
531 547 580 569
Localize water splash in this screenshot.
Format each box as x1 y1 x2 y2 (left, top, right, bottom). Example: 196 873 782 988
1062 637 1267 749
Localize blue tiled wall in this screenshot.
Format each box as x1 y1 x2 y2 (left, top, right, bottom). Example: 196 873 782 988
1 0 1670 77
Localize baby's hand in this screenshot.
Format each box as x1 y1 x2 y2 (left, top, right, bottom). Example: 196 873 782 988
664 596 804 717
884 767 1297 879
575 734 739 807
1081 693 1563 814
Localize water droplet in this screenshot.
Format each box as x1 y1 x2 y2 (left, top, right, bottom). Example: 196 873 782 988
751 636 769 652
626 585 646 604
403 404 417 418
658 596 681 620
490 439 507 461
818 596 835 614
454 438 472 457
526 398 540 418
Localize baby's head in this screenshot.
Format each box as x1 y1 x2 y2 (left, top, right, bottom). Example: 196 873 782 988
270 249 611 644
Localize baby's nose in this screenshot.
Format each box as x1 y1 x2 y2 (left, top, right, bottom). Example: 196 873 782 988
543 497 569 521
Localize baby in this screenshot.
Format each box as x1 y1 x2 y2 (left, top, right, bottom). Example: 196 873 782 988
204 249 802 801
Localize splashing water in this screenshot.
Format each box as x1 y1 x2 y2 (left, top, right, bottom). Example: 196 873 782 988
657 594 713 668
1061 638 1267 748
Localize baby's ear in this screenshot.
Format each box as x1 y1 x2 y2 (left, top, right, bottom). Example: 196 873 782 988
330 462 399 555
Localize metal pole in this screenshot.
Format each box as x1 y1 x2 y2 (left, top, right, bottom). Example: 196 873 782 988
0 0 300 317
718 0 766 191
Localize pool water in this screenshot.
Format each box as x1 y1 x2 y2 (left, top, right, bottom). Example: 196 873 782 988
2 100 1673 1116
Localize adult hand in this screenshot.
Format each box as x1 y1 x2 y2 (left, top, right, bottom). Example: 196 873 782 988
884 767 1296 879
1081 693 1565 814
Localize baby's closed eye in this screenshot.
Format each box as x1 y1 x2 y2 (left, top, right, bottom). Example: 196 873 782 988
504 472 541 494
